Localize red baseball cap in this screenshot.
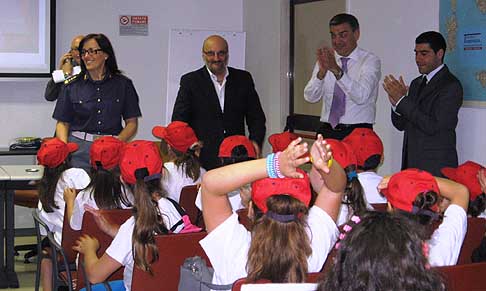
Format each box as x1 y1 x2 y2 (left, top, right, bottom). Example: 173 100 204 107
218 135 256 158
120 140 163 185
90 136 124 170
324 139 357 169
268 131 299 153
152 121 198 153
441 161 484 200
381 169 440 213
343 128 383 168
37 138 78 168
251 169 311 213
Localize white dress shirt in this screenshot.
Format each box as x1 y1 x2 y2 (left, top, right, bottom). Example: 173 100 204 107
304 47 381 124
206 66 229 112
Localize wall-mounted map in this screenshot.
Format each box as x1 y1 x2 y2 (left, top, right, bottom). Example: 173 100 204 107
440 0 486 106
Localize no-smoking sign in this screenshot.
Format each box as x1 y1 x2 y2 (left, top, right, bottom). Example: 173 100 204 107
119 15 148 36
120 15 130 25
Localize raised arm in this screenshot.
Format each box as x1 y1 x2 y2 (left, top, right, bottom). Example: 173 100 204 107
435 177 469 211
201 138 309 232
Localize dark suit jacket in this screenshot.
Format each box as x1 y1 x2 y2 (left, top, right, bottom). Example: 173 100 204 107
172 66 266 170
392 65 463 176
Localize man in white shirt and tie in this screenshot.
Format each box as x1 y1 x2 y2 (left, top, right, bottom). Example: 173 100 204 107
304 13 381 140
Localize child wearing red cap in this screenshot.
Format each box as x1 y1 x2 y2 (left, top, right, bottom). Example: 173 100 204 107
64 136 133 231
195 135 257 211
73 140 189 291
324 139 370 225
441 161 486 218
318 211 445 291
379 169 469 266
152 121 205 202
343 128 386 204
37 138 91 291
200 135 347 286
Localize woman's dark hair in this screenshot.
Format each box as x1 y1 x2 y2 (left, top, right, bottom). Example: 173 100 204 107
78 33 122 76
359 154 381 171
131 177 170 274
38 162 70 213
170 144 202 182
87 165 132 209
220 145 255 166
468 193 486 217
342 165 367 219
319 211 445 291
246 195 311 283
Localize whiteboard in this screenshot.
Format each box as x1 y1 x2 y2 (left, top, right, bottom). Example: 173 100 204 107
165 29 246 124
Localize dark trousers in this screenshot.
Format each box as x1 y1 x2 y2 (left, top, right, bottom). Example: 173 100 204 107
316 122 373 140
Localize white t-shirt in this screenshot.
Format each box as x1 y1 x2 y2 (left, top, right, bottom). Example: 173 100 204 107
38 168 91 244
69 184 134 230
199 206 339 288
336 200 374 226
105 197 184 291
428 204 467 266
358 171 387 204
162 162 205 202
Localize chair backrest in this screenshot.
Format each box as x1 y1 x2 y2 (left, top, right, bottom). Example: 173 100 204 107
236 208 252 230
179 185 203 227
370 203 387 212
131 231 208 291
76 209 133 290
435 262 486 291
231 272 321 291
457 217 486 264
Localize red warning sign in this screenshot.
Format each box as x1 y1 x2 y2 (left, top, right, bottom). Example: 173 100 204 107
131 16 148 24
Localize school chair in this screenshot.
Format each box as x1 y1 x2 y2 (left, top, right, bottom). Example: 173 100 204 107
370 203 387 212
179 185 204 227
13 189 39 263
236 208 252 230
457 217 486 264
131 231 209 291
76 209 132 291
231 272 321 291
435 262 486 291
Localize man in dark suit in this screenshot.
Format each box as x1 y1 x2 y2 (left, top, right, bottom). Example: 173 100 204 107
172 35 266 170
383 31 463 176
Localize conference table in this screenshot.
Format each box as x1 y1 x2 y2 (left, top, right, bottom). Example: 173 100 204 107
0 165 44 288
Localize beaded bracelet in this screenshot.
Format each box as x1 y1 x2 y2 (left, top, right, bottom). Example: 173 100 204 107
275 152 285 178
266 153 278 178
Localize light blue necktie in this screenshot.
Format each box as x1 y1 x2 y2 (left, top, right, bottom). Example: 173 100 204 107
329 57 350 128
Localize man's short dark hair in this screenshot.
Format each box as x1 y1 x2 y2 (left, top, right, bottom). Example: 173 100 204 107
415 31 447 55
329 13 359 31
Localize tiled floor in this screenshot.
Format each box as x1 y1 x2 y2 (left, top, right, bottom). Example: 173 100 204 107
7 236 38 291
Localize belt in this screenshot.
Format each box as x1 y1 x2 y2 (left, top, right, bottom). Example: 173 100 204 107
71 131 113 142
320 122 373 131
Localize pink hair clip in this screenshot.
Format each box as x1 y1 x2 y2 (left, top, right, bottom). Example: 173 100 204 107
335 242 341 250
343 224 353 232
351 215 361 224
339 233 346 240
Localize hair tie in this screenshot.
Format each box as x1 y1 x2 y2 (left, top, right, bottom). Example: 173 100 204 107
144 173 161 182
266 211 301 223
411 206 440 221
347 170 358 180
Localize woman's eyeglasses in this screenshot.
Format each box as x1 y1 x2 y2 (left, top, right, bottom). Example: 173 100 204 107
80 48 103 56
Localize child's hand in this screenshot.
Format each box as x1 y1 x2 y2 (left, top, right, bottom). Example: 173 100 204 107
72 235 99 254
63 188 77 202
478 169 486 194
377 176 391 192
85 206 117 237
310 134 332 175
279 137 309 178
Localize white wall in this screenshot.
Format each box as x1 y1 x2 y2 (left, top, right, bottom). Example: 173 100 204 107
0 0 244 147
